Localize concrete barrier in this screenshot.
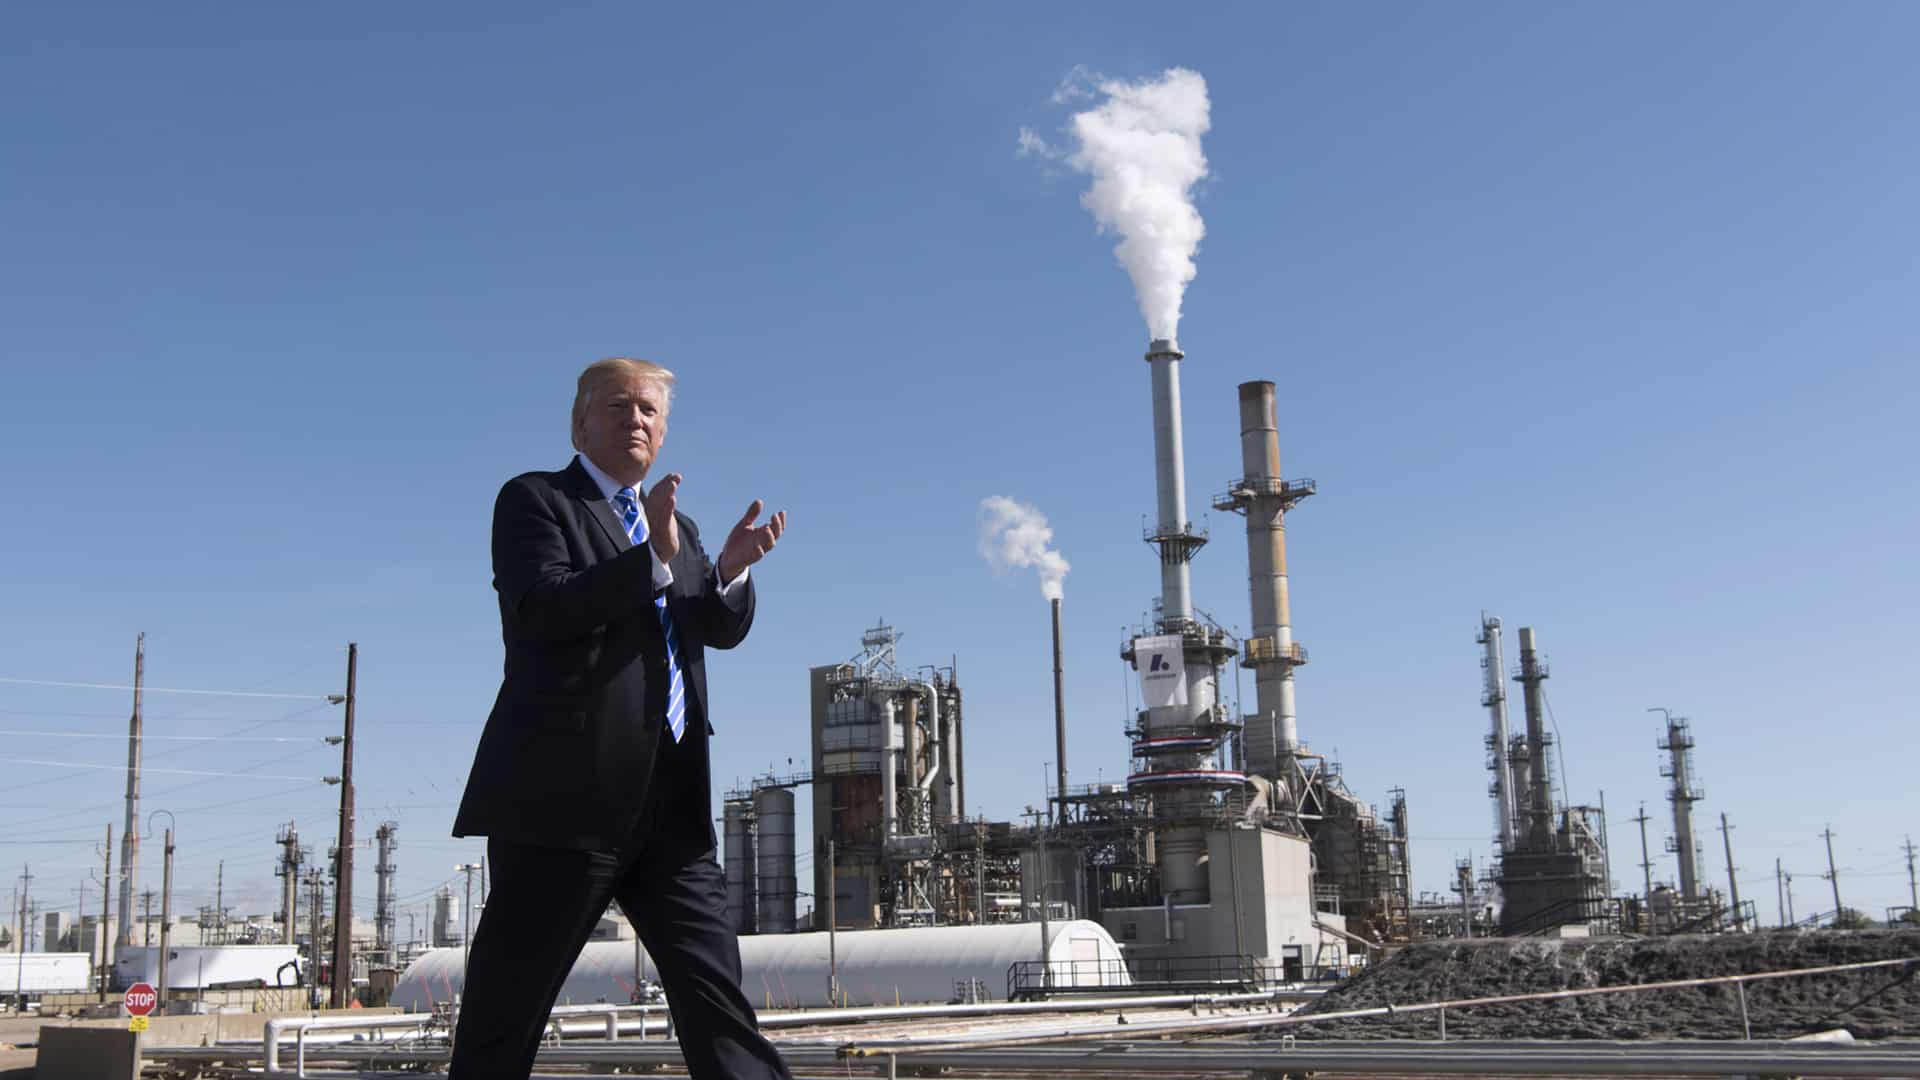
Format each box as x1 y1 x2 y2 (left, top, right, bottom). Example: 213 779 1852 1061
41 1007 402 1048
33 1025 138 1080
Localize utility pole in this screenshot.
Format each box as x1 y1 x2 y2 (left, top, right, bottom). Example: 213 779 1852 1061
1632 804 1654 903
100 824 113 998
826 837 839 1006
329 643 358 1009
1903 836 1917 915
116 633 144 953
1718 813 1743 932
158 828 174 1009
1822 827 1844 924
1021 805 1051 990
13 866 29 1008
214 861 224 946
1039 823 1051 987
141 890 154 947
1776 859 1787 929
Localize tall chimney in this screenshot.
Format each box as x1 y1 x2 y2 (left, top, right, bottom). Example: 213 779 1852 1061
1051 598 1068 824
1213 381 1314 780
1144 339 1200 623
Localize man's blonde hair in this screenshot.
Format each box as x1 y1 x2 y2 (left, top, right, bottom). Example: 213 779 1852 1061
571 358 676 445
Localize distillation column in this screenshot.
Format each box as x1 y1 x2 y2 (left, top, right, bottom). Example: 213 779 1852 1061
1660 716 1705 900
1478 616 1517 854
1212 381 1314 782
1514 627 1554 849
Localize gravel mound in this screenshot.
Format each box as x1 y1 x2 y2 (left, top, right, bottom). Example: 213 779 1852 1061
1293 929 1920 1040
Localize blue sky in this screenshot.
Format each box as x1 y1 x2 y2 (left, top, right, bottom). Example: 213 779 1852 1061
3 2 1916 935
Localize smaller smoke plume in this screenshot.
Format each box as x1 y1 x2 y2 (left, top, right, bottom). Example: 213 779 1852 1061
978 496 1070 601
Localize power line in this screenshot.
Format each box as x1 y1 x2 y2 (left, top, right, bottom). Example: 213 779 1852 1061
0 742 333 833
0 729 318 743
12 759 317 781
0 677 336 700
0 700 336 801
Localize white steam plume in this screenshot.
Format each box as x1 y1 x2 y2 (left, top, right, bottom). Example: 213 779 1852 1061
978 495 1070 602
1047 67 1211 341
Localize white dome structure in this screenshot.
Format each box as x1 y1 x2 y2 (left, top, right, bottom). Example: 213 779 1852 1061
393 920 1127 1011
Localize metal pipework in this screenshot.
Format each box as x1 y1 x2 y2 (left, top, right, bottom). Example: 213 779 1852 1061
1478 615 1516 853
942 686 959 824
880 698 898 842
1514 627 1553 848
1146 339 1193 622
913 682 940 799
903 693 921 803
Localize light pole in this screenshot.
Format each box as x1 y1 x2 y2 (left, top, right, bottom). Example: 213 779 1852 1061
455 863 482 984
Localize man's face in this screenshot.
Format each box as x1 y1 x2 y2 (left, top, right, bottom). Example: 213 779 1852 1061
576 375 669 485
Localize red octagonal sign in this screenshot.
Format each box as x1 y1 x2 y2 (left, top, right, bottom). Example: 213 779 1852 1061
124 983 158 1017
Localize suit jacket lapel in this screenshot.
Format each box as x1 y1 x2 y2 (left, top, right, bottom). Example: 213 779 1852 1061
564 458 634 555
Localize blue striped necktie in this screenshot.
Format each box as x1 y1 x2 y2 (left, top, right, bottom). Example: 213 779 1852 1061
614 487 687 743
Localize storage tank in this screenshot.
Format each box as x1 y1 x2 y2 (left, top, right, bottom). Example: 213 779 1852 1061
754 786 797 934
722 800 756 934
391 919 1128 1010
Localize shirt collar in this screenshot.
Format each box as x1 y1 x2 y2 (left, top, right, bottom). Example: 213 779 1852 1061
574 453 633 503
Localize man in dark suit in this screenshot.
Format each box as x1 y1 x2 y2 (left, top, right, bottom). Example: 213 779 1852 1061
450 357 790 1079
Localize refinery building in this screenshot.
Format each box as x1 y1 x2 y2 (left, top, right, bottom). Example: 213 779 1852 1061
711 339 1412 993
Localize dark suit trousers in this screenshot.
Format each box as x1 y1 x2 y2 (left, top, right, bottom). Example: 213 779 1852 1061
449 731 791 1080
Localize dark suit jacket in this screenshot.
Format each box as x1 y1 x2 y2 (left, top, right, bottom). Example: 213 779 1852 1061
452 457 754 852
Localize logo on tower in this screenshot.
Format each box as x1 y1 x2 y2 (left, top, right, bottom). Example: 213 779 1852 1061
1134 634 1188 708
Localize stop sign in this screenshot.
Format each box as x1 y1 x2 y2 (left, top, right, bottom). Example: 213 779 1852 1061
124 983 158 1017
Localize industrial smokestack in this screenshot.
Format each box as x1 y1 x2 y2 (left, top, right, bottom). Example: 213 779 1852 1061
1051 597 1068 825
1215 381 1314 780
1145 338 1203 623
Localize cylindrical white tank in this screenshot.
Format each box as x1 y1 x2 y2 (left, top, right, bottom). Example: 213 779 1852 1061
722 800 756 934
754 787 797 934
390 920 1128 1011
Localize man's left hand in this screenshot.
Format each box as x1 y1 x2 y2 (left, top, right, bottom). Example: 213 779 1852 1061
717 500 786 583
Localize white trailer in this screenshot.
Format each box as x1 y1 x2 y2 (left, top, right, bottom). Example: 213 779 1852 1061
114 944 302 990
0 953 92 996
